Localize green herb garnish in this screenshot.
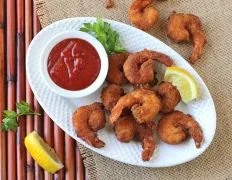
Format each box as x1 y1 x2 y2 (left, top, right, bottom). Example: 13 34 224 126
80 18 126 55
1 101 41 132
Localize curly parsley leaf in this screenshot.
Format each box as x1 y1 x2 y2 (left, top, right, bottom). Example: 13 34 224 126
80 18 126 55
3 110 17 119
1 101 41 132
1 117 18 132
16 101 40 116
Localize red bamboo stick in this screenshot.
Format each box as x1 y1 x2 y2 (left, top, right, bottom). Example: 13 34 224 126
0 0 7 179
7 0 17 179
44 114 54 180
65 135 75 180
85 169 88 180
76 143 84 180
25 0 35 179
54 125 65 179
16 0 27 179
33 3 44 180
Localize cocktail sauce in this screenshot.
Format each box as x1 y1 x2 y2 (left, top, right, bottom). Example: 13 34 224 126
47 38 100 91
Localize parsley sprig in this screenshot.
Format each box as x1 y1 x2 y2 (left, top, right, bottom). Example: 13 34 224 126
1 101 41 132
80 18 126 55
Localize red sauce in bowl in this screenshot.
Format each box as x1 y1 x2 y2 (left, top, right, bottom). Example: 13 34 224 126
47 38 101 91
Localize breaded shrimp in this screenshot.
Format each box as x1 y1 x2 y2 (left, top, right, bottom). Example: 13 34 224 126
128 0 159 31
167 12 207 64
110 89 161 124
136 122 156 161
72 102 106 148
114 116 137 142
157 82 181 113
107 52 130 85
157 111 203 148
114 116 157 161
101 84 124 111
123 49 173 84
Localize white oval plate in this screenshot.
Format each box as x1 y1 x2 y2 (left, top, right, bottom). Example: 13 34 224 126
26 17 216 168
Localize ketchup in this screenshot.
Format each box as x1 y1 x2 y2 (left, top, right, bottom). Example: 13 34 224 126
47 38 101 91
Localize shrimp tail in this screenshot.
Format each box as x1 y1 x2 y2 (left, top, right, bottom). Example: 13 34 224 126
142 136 156 161
84 133 105 148
186 115 203 148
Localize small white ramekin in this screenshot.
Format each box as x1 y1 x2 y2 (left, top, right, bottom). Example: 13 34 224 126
40 30 108 98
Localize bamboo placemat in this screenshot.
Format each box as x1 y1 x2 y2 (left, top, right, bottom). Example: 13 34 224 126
0 0 85 179
34 0 232 180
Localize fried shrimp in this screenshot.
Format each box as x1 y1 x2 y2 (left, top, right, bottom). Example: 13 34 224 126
114 116 156 161
123 49 173 84
101 84 124 111
128 0 159 31
157 111 203 148
107 52 129 85
72 102 106 148
136 122 156 161
110 89 161 124
114 116 137 142
167 12 207 64
157 82 181 113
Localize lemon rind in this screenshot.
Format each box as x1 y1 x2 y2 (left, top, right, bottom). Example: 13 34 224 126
24 131 64 174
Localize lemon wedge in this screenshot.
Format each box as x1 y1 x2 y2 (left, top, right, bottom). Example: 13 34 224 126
24 131 64 174
164 66 199 103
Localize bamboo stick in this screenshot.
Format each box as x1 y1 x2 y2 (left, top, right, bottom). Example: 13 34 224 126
33 3 44 180
76 143 84 180
44 114 54 180
7 0 17 179
16 0 27 179
32 2 85 179
65 135 75 180
85 169 88 180
0 0 7 179
54 125 65 179
25 0 35 179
